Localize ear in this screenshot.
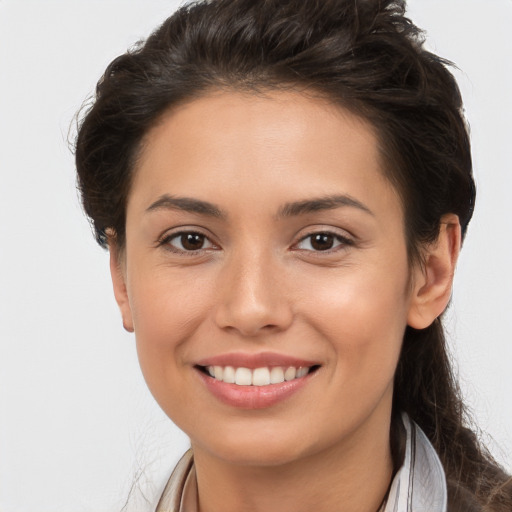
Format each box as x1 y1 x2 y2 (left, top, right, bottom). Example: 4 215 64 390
407 214 461 329
109 239 134 333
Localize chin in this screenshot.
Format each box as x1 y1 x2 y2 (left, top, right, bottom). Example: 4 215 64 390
189 426 315 467
190 418 348 469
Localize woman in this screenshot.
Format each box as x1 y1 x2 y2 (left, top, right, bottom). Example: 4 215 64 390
75 0 511 510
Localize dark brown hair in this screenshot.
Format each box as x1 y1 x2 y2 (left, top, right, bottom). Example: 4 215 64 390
75 0 511 509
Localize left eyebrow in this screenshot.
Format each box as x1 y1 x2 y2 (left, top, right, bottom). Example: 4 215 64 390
145 194 226 218
278 194 374 218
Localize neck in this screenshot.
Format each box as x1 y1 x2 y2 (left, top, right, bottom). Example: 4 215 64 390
191 410 394 512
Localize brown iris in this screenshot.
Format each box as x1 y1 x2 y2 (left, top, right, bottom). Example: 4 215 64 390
310 233 335 251
180 233 206 250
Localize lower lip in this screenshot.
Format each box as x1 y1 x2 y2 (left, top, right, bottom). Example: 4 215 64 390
196 369 315 409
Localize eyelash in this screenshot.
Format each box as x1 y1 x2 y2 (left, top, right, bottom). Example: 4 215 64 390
158 229 353 255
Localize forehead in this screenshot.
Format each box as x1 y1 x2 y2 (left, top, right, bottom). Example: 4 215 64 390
129 90 401 220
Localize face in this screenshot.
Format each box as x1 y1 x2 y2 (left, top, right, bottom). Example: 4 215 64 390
113 91 426 467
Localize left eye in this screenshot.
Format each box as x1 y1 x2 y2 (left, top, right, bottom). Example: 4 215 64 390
165 232 215 252
295 232 349 252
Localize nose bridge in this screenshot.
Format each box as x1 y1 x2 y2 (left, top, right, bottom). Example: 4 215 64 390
214 241 292 336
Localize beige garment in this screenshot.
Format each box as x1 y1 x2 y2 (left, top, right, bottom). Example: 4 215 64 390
155 450 196 512
154 414 447 512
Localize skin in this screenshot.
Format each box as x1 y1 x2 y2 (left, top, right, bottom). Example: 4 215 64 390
110 91 460 512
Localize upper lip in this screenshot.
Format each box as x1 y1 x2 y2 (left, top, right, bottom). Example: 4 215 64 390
195 351 319 369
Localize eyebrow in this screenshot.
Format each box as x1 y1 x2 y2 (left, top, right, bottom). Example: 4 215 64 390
145 193 373 219
145 195 225 218
278 194 374 218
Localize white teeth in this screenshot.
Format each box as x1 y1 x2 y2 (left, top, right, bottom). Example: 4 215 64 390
235 367 252 386
205 365 312 386
284 367 297 381
269 366 285 384
214 366 223 380
223 366 235 384
296 367 309 378
252 367 271 386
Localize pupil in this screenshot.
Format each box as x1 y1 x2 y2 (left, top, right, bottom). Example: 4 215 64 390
311 233 334 251
181 233 204 250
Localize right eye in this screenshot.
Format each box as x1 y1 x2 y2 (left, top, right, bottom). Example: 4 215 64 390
293 231 353 253
161 231 216 253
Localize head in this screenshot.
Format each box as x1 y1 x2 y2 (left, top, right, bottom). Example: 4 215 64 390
76 0 475 472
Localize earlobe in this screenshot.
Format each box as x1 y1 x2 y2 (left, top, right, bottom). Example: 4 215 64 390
108 240 134 333
407 214 461 330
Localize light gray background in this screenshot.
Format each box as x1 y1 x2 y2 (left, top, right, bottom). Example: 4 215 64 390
0 1 511 511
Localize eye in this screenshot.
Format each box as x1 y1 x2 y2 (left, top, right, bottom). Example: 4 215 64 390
295 232 351 252
162 231 216 253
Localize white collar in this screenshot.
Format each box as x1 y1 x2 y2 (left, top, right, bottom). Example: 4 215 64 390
383 413 447 512
155 414 447 512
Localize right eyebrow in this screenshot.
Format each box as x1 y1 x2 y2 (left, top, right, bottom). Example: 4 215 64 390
145 195 226 218
277 194 374 218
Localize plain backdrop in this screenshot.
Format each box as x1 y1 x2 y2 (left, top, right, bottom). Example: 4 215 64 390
0 1 511 511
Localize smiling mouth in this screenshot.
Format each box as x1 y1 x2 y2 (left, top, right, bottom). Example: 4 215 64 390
197 365 320 386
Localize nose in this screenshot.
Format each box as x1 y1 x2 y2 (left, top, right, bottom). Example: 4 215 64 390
213 249 293 338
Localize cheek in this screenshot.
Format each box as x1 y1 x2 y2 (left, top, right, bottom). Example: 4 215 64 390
130 265 214 332
297 262 410 374
127 268 215 384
